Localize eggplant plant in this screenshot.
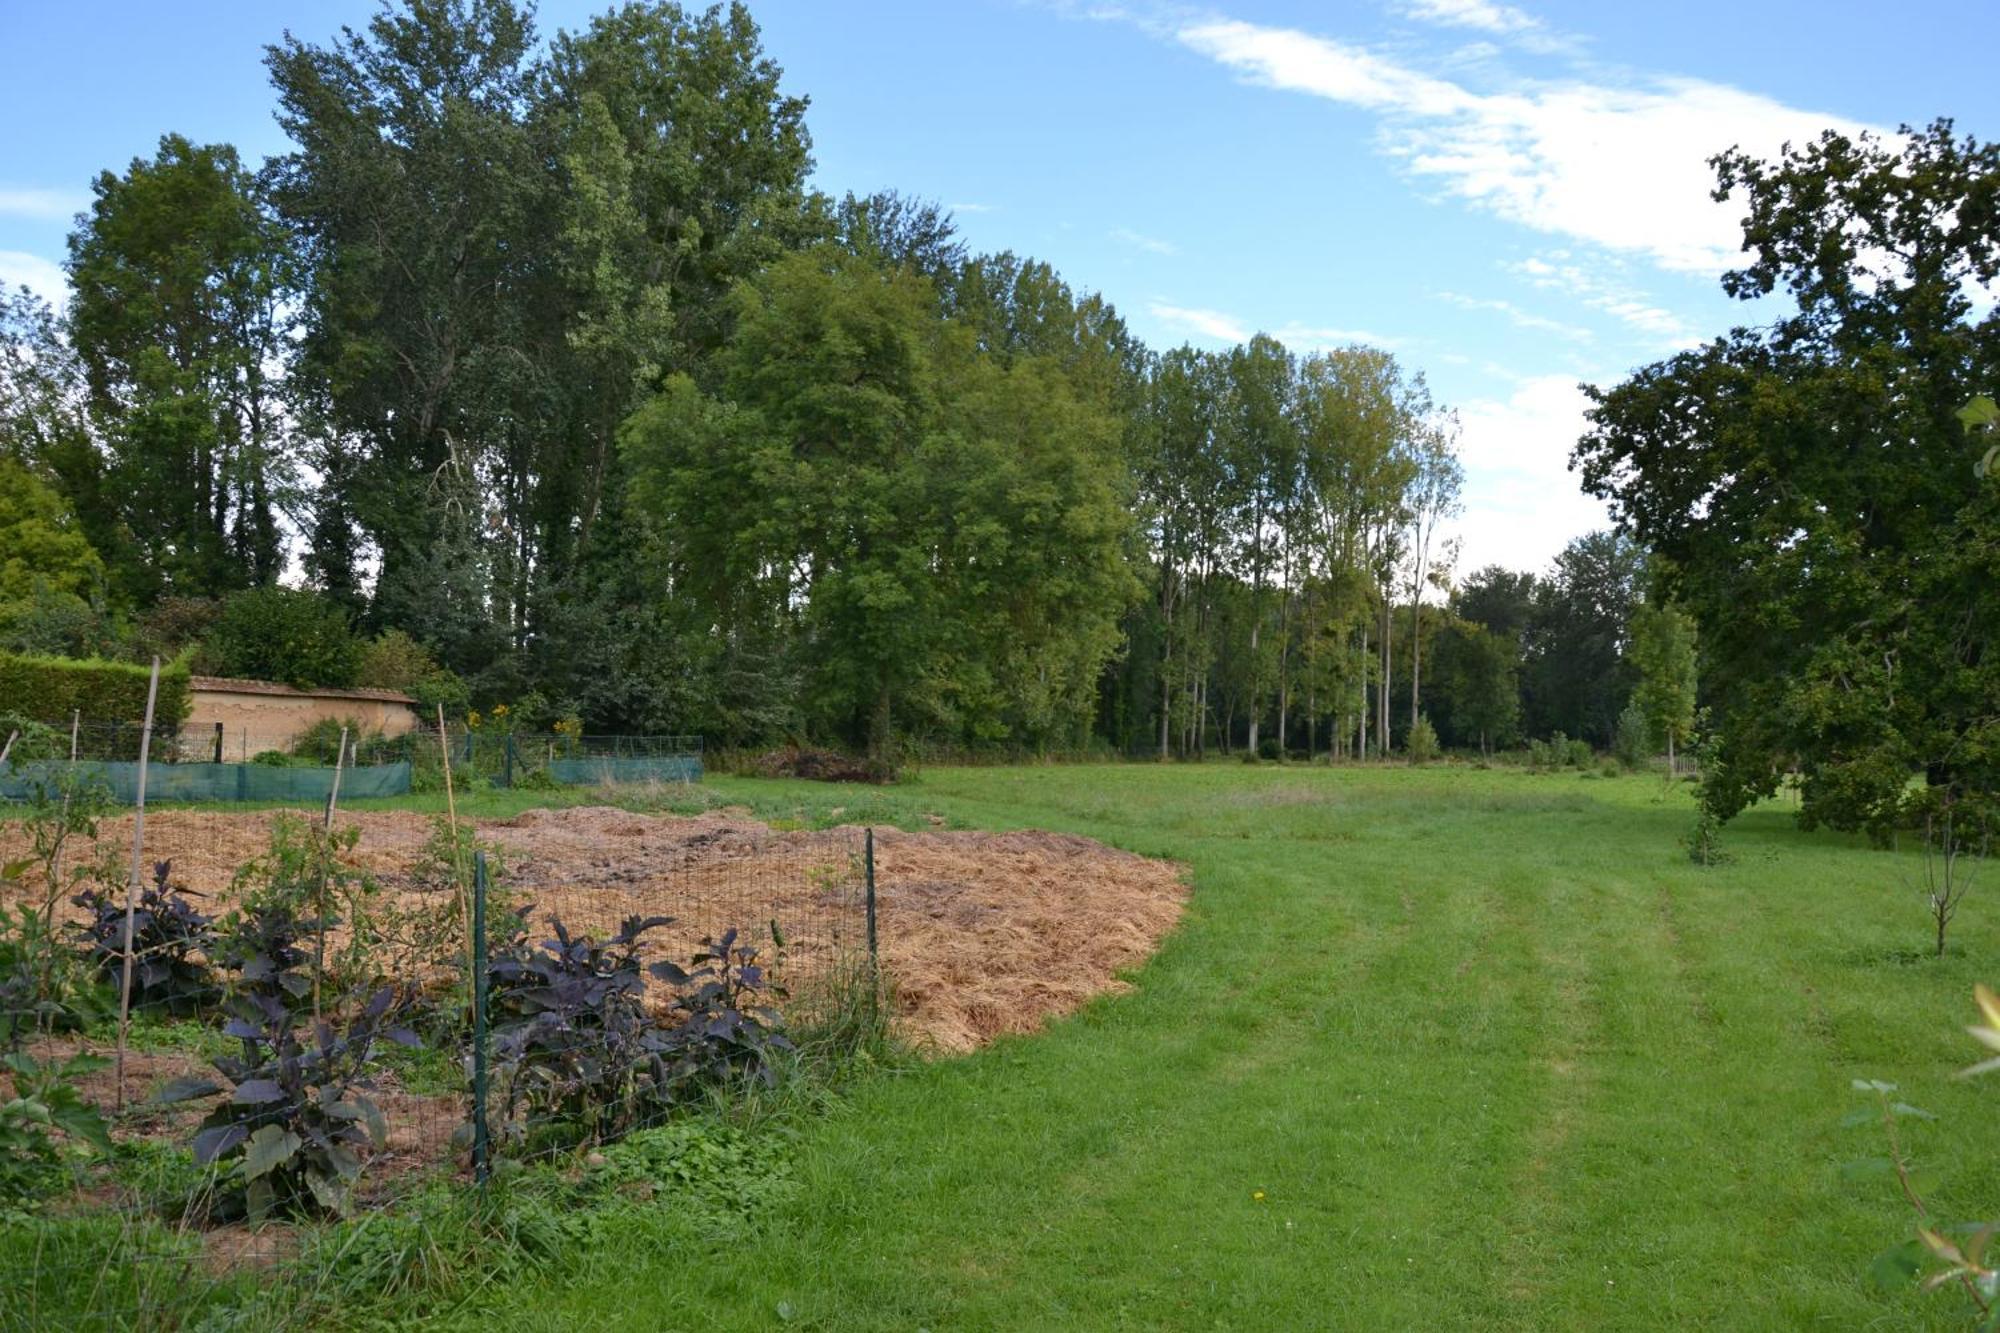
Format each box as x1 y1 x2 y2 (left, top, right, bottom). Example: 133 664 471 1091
71 860 217 1016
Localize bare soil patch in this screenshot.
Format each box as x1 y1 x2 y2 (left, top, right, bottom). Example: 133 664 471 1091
2 806 1188 1053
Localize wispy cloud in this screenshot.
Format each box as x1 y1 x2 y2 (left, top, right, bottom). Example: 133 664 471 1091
1111 226 1178 256
948 201 996 214
1174 16 1875 276
1148 300 1249 342
1397 0 1538 36
1506 252 1698 347
1435 290 1593 342
0 187 86 221
0 251 67 306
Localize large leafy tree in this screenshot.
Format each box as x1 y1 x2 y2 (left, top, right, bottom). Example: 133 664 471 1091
621 246 1135 754
1520 530 1644 745
66 135 292 597
1576 120 2000 835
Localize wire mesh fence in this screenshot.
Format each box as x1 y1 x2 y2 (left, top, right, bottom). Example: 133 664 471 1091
0 779 874 1329
0 718 704 805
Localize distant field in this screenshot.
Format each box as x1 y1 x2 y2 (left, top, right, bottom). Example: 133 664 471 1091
418 761 1994 1330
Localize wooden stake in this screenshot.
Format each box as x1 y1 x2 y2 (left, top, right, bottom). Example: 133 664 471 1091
0 730 17 767
115 658 162 1111
312 727 349 1022
438 705 471 963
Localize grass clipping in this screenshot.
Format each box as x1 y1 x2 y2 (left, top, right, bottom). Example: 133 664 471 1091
1 806 1188 1055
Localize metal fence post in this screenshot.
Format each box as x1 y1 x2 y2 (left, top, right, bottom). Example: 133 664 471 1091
864 827 877 963
212 722 223 764
471 850 491 1186
503 734 514 789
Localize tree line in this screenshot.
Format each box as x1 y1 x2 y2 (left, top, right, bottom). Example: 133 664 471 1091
0 0 1688 760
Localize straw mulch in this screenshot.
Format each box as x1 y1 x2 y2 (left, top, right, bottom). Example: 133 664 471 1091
1 806 1187 1054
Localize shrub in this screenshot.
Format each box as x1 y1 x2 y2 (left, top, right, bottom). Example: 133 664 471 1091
0 649 192 727
0 771 118 1046
289 716 368 765
1613 701 1651 770
207 587 360 689
1406 716 1439 765
354 630 439 692
1565 736 1594 768
1256 737 1282 762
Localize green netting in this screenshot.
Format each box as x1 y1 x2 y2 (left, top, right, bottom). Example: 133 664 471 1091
0 759 411 804
546 755 702 786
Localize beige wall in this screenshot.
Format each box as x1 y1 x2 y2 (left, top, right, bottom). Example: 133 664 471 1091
185 687 418 760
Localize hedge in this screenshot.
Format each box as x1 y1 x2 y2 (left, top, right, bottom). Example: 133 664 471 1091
0 650 194 727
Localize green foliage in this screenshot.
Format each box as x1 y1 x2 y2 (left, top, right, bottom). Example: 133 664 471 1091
67 133 290 597
1612 700 1651 770
0 457 106 607
354 629 440 692
1684 802 1732 866
1 1049 112 1205
0 649 191 727
207 586 360 689
0 771 118 1045
1405 715 1439 765
228 814 381 996
1578 121 2000 837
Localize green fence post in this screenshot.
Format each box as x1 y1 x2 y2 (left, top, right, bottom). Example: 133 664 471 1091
212 722 223 765
503 734 514 789
864 827 877 962
471 850 491 1186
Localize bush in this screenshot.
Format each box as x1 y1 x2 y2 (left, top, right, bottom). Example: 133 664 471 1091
1612 701 1651 770
0 649 192 727
207 587 360 689
354 630 438 692
1256 737 1282 762
1406 716 1439 765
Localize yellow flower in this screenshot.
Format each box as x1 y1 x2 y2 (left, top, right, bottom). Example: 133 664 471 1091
467 710 482 730
1252 1190 1266 1202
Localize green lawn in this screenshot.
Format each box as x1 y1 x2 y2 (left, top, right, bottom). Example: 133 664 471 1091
405 762 1996 1331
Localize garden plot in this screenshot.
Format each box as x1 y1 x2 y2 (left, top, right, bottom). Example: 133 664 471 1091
0 805 1188 1053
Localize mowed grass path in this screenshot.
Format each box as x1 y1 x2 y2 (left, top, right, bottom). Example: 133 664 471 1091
456 764 1996 1330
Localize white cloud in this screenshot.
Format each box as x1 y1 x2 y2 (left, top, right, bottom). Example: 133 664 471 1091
0 251 68 306
1435 289 1592 341
948 201 996 214
1148 300 1250 342
1450 373 1610 573
1507 252 1699 347
1175 17 1876 276
1398 0 1537 35
1270 321 1409 351
1111 226 1179 256
0 187 86 221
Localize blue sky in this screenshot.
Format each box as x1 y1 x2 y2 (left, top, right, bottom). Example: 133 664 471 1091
4 0 1996 574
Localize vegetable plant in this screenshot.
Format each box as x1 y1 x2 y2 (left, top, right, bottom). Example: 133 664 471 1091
158 903 418 1220
70 860 217 1016
1 1049 113 1205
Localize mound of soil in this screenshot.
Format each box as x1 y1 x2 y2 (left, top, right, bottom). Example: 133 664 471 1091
2 806 1187 1054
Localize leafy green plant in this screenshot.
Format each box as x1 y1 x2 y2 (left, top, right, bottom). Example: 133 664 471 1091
231 814 382 1003
70 859 217 1015
1 1049 112 1204
207 586 361 689
1 769 117 1045
1684 802 1732 866
1612 701 1651 770
1405 715 1439 765
653 928 793 1093
1855 985 2000 1323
